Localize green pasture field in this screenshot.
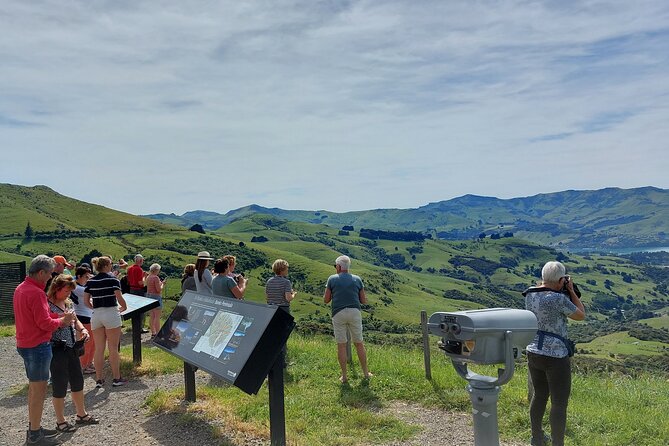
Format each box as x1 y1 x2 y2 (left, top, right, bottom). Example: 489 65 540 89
640 314 669 329
142 333 669 446
578 331 669 358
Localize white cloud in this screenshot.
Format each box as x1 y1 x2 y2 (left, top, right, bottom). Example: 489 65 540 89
1 0 668 214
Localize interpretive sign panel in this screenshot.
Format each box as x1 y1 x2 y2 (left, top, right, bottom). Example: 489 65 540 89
153 291 294 395
120 293 160 320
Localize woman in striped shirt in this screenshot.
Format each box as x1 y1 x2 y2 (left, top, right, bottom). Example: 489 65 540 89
84 256 128 388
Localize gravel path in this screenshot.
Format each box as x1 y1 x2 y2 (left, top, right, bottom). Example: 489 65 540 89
0 335 523 445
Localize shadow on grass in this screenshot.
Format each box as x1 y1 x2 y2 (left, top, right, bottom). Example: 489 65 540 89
338 378 382 409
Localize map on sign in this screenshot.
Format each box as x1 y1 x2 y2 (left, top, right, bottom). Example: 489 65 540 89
193 310 244 358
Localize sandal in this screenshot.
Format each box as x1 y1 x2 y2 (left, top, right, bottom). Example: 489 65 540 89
56 421 78 433
76 413 100 425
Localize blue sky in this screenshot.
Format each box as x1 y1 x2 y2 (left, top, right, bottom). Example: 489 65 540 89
1 0 668 215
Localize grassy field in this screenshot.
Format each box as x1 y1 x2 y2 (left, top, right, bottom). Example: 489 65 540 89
139 333 669 446
578 331 669 358
640 314 669 330
3 311 668 445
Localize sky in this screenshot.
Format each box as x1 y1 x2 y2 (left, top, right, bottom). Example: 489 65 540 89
1 0 668 216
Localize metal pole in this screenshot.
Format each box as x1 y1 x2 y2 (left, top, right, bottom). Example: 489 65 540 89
268 352 287 446
421 310 431 380
346 329 352 364
467 382 501 446
184 362 197 402
131 314 142 364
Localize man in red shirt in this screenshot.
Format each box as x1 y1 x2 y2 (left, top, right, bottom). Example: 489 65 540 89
126 254 149 333
15 255 76 445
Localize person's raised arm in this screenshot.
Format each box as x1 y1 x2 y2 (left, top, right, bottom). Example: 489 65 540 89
231 277 247 299
32 298 72 331
565 279 585 321
285 290 297 302
323 287 332 304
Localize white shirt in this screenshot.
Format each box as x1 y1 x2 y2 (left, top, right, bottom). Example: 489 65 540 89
194 268 213 295
72 284 93 319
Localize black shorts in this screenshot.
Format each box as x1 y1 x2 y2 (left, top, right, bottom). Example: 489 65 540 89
50 347 84 398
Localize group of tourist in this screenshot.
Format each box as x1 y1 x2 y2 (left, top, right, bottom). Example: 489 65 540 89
13 251 171 445
14 255 100 445
14 245 582 446
180 251 248 300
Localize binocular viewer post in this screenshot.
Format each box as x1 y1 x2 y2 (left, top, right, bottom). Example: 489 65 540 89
428 308 538 446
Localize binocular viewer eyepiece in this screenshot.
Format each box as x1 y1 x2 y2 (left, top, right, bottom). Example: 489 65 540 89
428 308 537 366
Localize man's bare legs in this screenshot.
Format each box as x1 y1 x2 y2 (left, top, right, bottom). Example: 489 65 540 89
28 381 48 431
354 341 372 378
337 342 348 382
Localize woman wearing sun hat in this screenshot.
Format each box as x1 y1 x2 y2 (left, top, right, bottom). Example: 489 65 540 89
194 251 214 295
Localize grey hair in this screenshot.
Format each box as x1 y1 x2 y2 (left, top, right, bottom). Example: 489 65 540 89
335 255 351 271
134 254 144 261
542 261 566 283
29 255 56 276
149 263 161 273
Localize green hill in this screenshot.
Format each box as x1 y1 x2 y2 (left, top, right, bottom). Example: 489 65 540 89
1 184 668 373
145 186 669 249
0 183 170 235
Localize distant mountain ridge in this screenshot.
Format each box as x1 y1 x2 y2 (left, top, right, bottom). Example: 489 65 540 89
145 186 669 249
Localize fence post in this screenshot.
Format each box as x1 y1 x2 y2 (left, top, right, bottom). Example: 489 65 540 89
421 310 432 380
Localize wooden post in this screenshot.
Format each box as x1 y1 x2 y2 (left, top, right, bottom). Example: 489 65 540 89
346 329 353 364
421 310 432 380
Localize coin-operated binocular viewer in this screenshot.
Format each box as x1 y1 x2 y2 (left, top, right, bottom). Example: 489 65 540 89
428 308 537 446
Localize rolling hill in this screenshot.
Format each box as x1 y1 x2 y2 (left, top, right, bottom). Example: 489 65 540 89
0 183 170 235
145 186 669 249
1 183 668 371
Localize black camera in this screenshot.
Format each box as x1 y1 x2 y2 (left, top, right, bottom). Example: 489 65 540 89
561 279 582 298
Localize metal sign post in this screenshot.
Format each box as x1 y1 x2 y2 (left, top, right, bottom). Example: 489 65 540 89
121 293 160 364
268 352 287 446
184 362 197 402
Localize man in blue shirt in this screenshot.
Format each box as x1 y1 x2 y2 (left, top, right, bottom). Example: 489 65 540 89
324 255 372 383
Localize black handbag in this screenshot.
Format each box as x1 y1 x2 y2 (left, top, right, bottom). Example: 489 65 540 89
69 326 86 357
72 339 86 357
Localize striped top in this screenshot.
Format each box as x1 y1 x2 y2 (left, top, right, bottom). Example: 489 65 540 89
84 272 120 308
265 275 292 307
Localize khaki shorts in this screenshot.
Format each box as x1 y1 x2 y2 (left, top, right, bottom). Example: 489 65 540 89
91 306 122 330
332 308 363 343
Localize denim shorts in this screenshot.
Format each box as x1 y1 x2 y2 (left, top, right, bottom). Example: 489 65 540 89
147 293 163 309
17 342 52 382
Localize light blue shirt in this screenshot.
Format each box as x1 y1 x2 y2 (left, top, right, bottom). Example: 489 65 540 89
326 272 364 317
